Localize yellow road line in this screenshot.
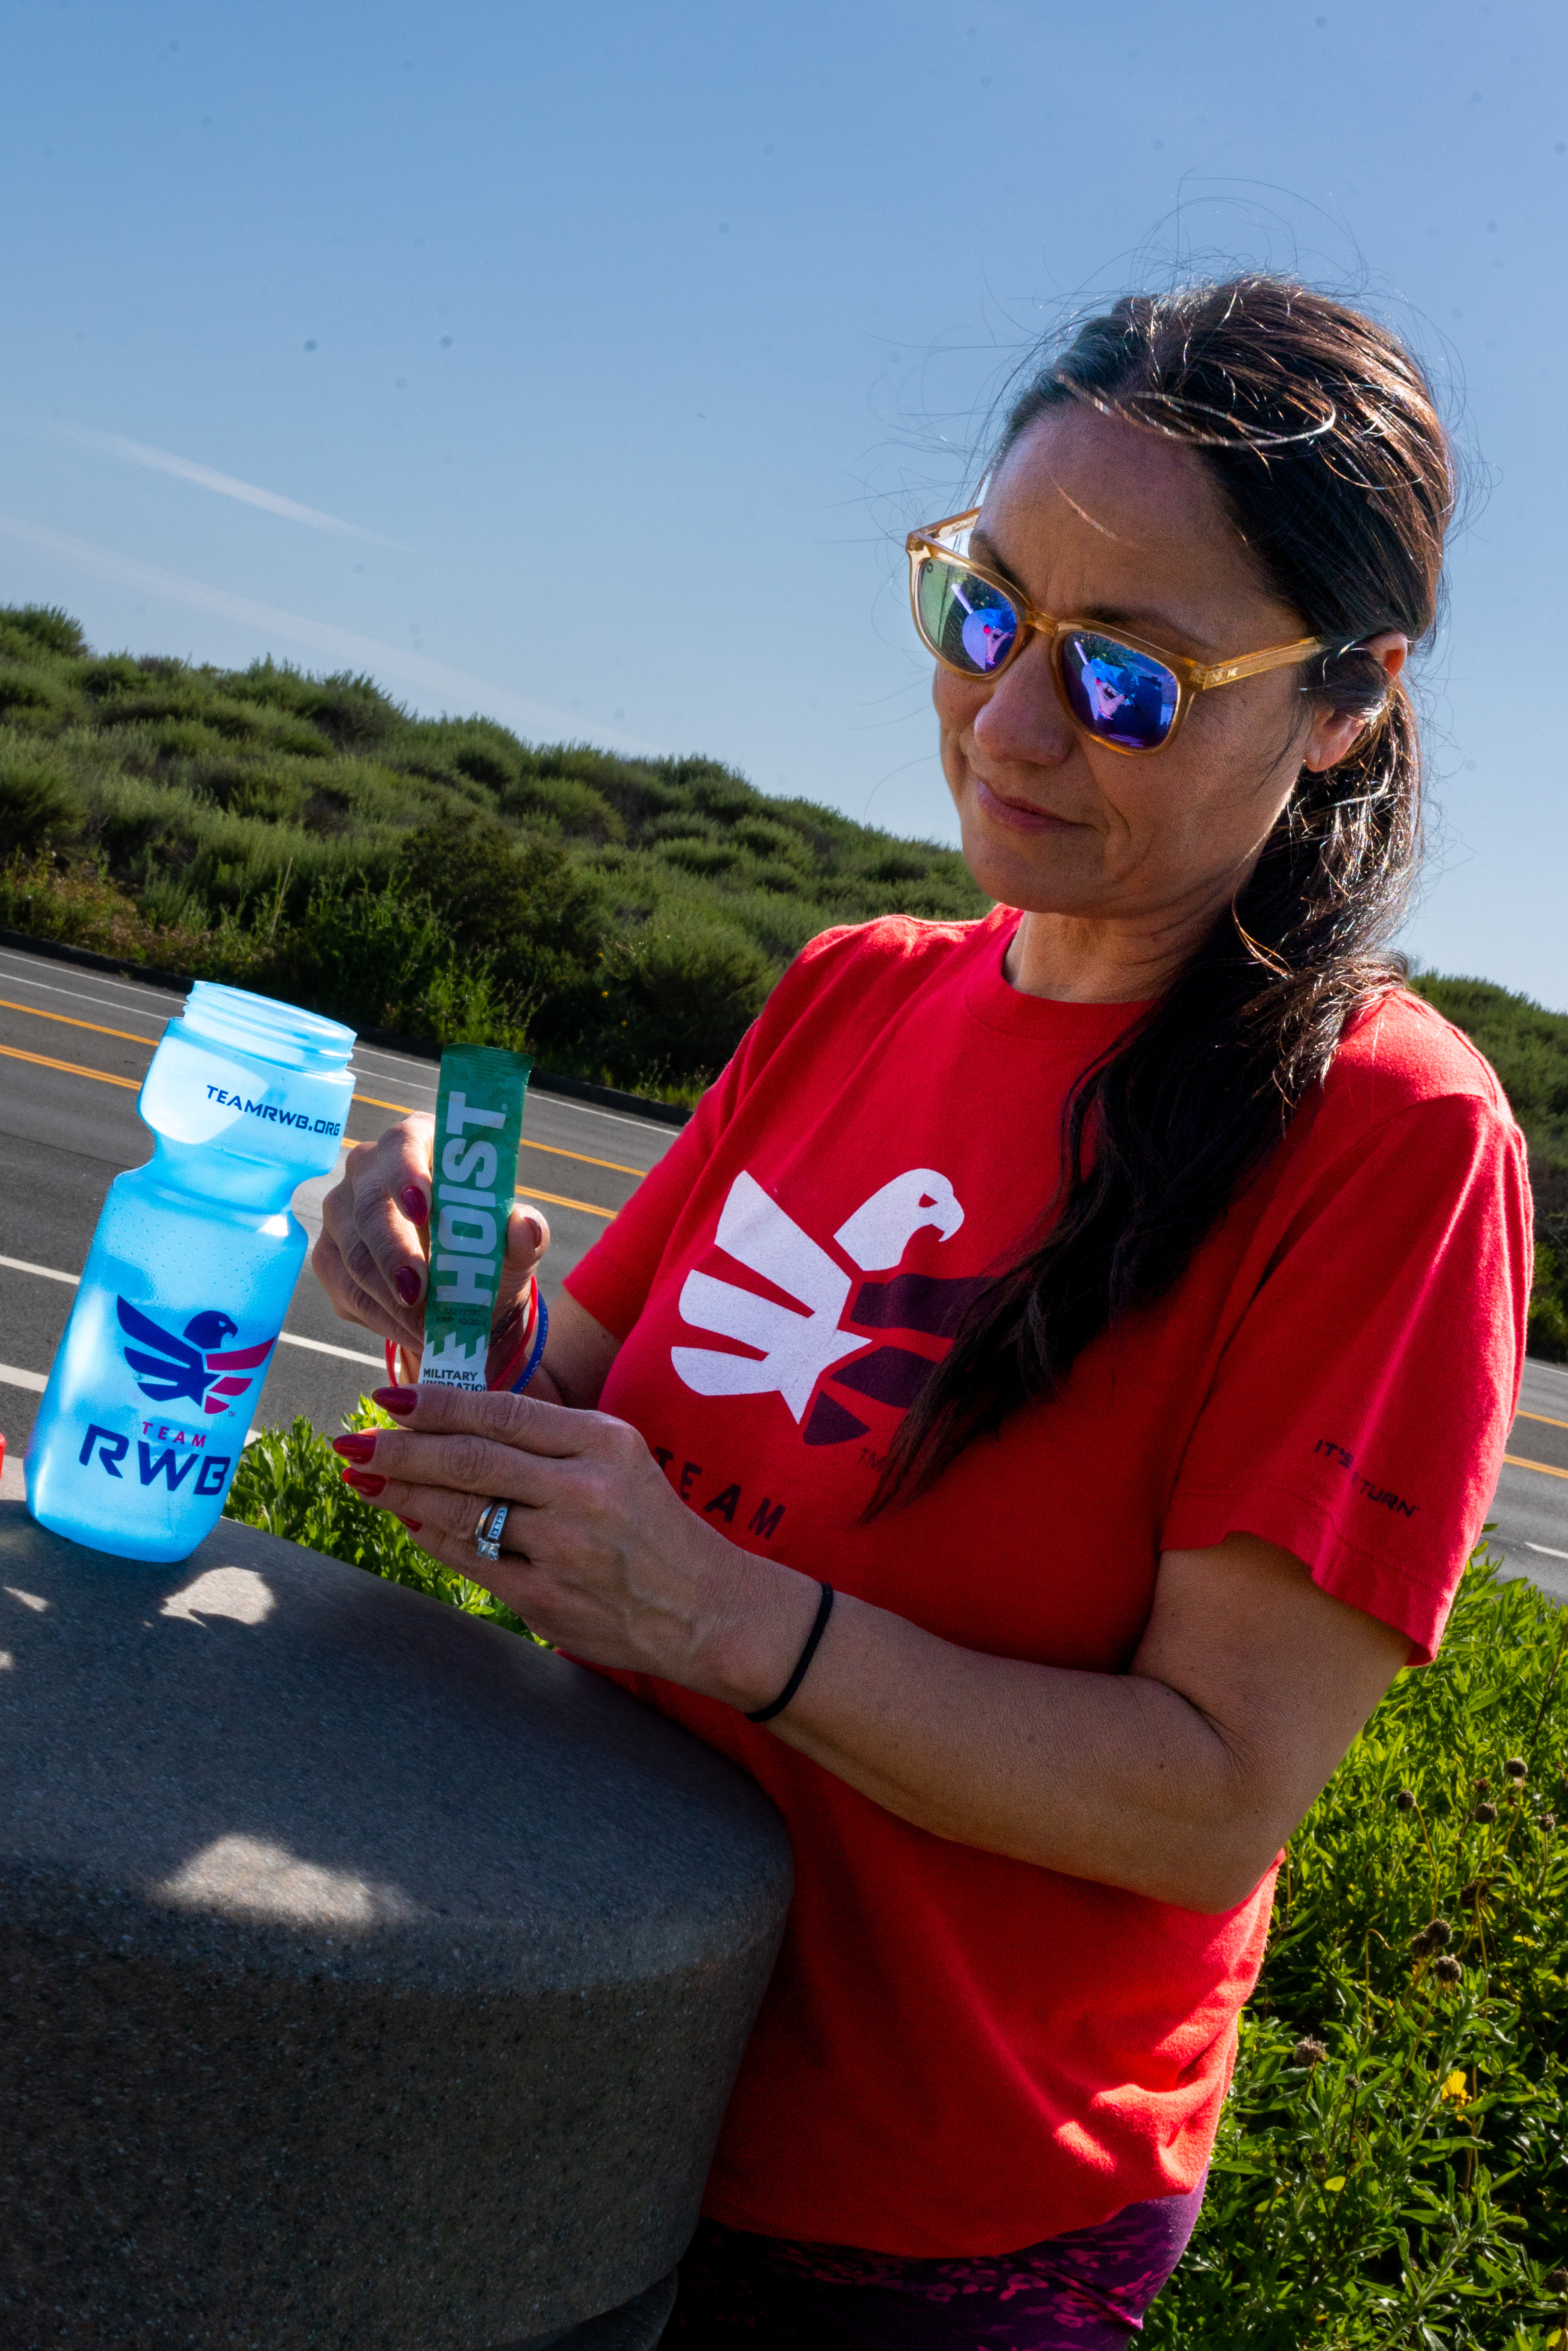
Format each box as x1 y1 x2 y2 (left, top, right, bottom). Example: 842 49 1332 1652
0 1040 139 1089
516 1185 614 1221
525 1136 643 1179
1516 1408 1568 1433
0 1001 642 1184
0 996 161 1047
352 1093 643 1179
1503 1453 1568 1483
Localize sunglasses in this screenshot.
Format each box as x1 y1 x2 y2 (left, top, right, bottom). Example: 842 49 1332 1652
907 509 1333 757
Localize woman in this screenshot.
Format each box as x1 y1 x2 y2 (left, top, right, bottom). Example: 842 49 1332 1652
314 277 1531 2346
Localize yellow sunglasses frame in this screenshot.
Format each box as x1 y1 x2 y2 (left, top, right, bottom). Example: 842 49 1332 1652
907 508 1334 756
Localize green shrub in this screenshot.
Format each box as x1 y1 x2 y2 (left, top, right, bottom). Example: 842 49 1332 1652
398 812 608 977
0 659 80 733
0 603 88 658
0 751 84 858
224 1401 534 1639
262 874 525 1046
597 916 773 1087
1527 1245 1568 1363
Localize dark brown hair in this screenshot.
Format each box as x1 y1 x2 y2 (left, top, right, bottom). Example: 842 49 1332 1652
874 275 1455 1509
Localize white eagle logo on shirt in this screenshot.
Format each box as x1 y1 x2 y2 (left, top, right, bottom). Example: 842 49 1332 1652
672 1168 964 1420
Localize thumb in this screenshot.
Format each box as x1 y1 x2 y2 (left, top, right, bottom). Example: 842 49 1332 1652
483 1204 552 1386
505 1201 550 1283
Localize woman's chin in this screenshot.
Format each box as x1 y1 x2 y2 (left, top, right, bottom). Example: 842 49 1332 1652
958 798 1097 912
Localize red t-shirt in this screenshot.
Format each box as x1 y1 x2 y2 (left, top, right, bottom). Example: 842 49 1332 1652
564 909 1531 2257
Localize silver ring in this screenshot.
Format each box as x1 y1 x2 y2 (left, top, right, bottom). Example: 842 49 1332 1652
473 1499 510 1562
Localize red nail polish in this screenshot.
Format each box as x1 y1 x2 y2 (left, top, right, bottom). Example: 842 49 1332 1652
400 1185 430 1226
341 1468 387 1496
396 1515 422 1532
372 1386 419 1416
331 1432 377 1463
394 1267 422 1305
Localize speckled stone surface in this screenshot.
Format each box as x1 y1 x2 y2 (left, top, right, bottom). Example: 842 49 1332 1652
0 1500 792 2349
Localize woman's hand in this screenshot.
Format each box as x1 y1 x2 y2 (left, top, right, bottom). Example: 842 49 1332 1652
334 1383 822 1701
313 1116 549 1379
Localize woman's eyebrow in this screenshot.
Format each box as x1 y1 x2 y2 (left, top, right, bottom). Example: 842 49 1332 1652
971 529 1222 655
968 529 1222 644
1078 603 1224 656
969 526 1024 587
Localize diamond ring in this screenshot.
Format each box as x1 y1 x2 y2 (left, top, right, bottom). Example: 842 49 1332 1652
473 1499 510 1561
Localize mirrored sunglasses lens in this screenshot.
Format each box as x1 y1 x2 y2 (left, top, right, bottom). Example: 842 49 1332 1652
916 557 1020 675
1058 631 1180 750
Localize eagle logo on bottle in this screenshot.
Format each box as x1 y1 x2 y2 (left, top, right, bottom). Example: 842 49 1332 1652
115 1299 277 1414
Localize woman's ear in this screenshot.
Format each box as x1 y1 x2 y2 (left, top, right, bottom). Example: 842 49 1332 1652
1301 631 1409 772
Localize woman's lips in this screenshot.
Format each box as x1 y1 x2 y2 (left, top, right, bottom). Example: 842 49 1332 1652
974 776 1080 834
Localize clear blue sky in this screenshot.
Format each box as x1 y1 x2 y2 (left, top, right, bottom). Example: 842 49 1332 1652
3 0 1563 1005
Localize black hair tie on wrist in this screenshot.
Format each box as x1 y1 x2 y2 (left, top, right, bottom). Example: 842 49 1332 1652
745 1583 835 1724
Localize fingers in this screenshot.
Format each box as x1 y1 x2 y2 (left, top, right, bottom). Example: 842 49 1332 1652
484 1206 552 1385
314 1115 555 1368
361 1120 438 1305
341 1456 517 1551
314 1120 433 1345
310 1226 413 1351
372 1378 596 1461
334 1389 637 1548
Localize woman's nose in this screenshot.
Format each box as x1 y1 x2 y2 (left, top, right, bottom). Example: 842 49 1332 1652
971 637 1074 767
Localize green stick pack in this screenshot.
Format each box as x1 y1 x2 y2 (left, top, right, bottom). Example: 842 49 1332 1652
419 1044 533 1393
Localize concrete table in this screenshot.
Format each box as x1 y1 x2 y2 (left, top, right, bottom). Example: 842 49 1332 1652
0 1500 793 2349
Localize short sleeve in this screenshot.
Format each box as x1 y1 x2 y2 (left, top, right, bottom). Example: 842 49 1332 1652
1162 1094 1532 1664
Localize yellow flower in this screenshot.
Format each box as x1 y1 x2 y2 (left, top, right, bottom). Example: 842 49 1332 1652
1440 2070 1469 2104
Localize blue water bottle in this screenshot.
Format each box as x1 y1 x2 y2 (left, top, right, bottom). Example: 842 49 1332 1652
25 983 356 1563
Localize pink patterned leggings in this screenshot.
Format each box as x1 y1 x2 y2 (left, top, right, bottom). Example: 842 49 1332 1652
665 2175 1205 2348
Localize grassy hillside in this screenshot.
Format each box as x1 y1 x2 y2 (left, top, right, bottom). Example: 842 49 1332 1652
0 602 984 1101
3 602 1563 1353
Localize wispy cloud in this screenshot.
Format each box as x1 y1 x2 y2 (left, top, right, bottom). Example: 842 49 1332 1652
0 513 660 755
43 421 403 547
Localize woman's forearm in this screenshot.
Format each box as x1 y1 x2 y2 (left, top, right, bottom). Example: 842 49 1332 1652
697 1529 1405 1917
709 1576 1252 1911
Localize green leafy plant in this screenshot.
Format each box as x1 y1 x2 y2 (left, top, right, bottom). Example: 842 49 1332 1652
0 751 83 858
224 1397 534 1640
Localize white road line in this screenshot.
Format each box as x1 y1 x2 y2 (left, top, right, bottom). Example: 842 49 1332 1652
0 1364 47 1393
274 1332 382 1367
0 1254 380 1366
0 957 183 1021
351 1045 675 1140
0 1254 79 1285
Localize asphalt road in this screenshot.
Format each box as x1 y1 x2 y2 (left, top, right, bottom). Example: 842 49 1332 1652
1488 1354 1568 1608
0 940 676 1486
1 936 1564 1612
